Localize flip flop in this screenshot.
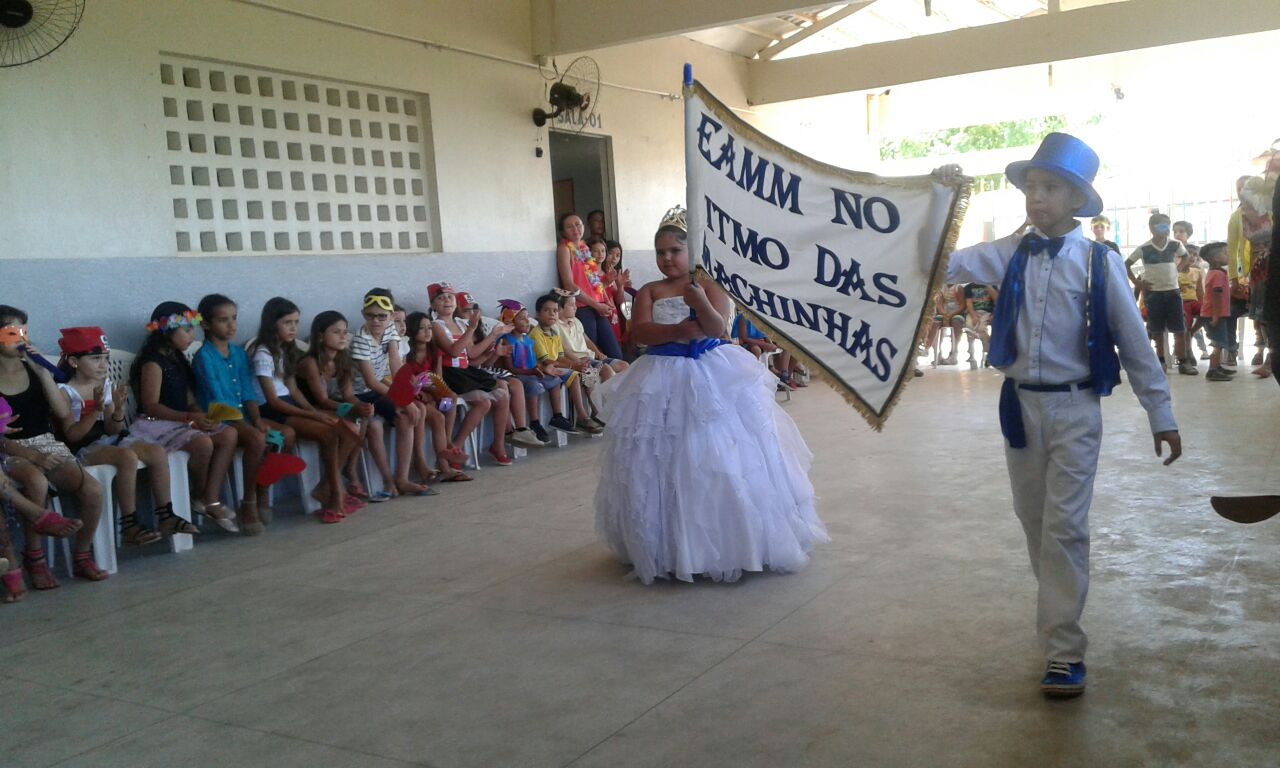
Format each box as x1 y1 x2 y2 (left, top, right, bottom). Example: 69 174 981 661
440 471 473 483
368 490 395 503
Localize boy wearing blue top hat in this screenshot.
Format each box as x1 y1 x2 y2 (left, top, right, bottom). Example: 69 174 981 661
935 133 1182 698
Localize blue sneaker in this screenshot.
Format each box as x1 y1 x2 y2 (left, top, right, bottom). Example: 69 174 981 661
1040 661 1086 697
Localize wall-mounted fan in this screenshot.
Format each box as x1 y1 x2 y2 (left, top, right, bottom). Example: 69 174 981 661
532 56 600 132
0 0 84 68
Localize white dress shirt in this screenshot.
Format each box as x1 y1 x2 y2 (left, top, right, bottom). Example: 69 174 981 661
946 224 1177 435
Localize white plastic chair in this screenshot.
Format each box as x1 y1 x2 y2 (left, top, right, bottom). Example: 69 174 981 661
46 463 118 577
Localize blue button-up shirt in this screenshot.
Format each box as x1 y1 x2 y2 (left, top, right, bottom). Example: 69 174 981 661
193 341 264 413
947 224 1176 435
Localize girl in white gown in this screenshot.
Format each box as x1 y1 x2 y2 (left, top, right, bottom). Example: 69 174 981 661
594 209 828 584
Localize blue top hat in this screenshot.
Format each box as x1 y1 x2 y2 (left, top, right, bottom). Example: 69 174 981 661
1005 132 1103 217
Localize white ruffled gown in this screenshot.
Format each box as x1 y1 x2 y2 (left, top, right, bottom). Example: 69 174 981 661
594 296 828 584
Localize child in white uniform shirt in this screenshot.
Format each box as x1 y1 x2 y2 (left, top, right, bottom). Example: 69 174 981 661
937 133 1182 698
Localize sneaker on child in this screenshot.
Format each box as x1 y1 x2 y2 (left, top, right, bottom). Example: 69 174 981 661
1040 660 1086 697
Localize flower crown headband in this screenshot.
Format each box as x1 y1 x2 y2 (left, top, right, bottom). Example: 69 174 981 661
145 310 202 333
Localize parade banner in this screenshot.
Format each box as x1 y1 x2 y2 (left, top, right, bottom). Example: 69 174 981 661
685 80 970 429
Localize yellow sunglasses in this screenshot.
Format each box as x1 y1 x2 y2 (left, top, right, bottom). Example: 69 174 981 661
363 295 394 312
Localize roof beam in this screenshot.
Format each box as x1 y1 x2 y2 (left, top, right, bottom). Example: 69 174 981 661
747 0 1280 104
532 0 833 57
759 1 877 60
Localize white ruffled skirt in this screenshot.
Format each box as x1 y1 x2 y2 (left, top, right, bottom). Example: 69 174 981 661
594 343 827 584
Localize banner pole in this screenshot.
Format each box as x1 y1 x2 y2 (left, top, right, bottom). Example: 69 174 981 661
682 63 697 284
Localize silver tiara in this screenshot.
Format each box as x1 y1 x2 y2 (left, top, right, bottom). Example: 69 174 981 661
658 205 687 232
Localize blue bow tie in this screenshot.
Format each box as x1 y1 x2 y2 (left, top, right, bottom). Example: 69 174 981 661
1022 233 1066 259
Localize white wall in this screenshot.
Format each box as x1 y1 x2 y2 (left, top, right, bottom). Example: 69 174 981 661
0 0 748 348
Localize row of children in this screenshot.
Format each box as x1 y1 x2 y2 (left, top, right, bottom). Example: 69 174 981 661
919 283 998 368
0 283 628 603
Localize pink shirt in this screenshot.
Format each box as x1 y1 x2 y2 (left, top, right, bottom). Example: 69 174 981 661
1201 268 1230 319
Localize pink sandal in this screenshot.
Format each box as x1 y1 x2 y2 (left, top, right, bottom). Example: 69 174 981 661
23 548 59 590
1 569 25 603
319 508 344 524
32 510 84 538
72 551 109 582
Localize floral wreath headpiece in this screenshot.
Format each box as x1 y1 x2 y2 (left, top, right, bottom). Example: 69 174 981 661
145 310 202 333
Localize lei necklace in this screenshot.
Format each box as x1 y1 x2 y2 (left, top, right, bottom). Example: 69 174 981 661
563 239 605 297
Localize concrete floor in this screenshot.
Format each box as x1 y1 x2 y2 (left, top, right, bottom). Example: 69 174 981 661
3 348 1278 768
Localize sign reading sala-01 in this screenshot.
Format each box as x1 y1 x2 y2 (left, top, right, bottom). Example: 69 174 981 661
684 81 970 429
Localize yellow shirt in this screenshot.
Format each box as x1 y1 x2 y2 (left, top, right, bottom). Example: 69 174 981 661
1177 267 1201 301
1227 207 1251 281
530 325 564 363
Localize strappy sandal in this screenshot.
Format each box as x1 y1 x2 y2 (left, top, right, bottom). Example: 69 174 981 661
2 568 26 603
156 503 200 536
31 509 84 538
202 502 240 533
72 550 109 582
119 513 163 546
23 548 59 590
440 446 468 465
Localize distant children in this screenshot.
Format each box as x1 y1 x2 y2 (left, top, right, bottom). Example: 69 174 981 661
1200 243 1235 382
938 133 1180 697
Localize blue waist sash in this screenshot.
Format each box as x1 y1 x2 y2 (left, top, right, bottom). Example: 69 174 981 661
646 338 725 359
999 378 1095 449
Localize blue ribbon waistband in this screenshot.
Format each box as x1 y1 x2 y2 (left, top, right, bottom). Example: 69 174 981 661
646 338 725 359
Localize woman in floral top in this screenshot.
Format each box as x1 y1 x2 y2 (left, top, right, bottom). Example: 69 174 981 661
556 212 624 359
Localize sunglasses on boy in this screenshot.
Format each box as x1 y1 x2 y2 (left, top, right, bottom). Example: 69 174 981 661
363 295 394 312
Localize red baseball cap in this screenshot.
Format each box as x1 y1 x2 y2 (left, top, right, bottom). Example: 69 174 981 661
427 282 455 302
455 290 478 309
58 327 110 356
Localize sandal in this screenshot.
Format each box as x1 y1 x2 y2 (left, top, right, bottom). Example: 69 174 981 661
440 446 468 465
119 513 163 547
202 502 240 533
72 550 109 582
396 480 430 495
319 508 344 524
488 449 513 467
32 509 84 539
440 470 473 483
345 481 369 499
156 503 200 536
342 495 366 514
368 490 395 503
23 548 59 590
2 568 26 603
238 502 265 537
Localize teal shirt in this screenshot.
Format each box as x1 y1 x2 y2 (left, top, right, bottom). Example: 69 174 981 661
193 341 263 413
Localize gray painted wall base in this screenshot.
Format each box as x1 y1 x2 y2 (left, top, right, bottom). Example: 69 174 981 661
5 251 560 352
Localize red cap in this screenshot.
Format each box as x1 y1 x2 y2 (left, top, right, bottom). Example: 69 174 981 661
58 327 110 356
456 290 478 309
427 282 455 302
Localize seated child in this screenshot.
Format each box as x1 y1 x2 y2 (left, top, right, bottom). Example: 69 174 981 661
430 282 518 467
56 327 197 546
455 291 541 450
497 301 562 444
297 310 380 518
963 283 998 367
193 293 272 534
557 294 629 415
352 288 430 496
0 304 107 586
399 312 473 476
733 312 805 389
130 302 239 532
529 294 603 436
